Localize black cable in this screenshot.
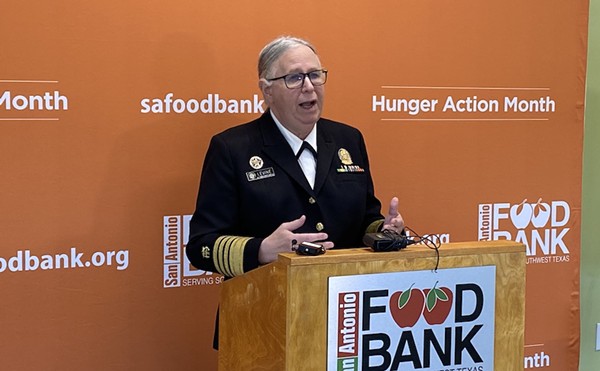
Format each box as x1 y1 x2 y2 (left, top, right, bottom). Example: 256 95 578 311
404 226 441 272
363 227 442 272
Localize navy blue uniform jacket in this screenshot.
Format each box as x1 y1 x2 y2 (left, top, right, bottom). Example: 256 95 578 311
186 111 384 277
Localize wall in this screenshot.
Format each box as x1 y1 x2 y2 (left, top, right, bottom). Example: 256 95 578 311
0 1 589 370
580 0 600 369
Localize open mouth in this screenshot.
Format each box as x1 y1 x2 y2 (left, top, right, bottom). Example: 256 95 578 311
299 100 317 109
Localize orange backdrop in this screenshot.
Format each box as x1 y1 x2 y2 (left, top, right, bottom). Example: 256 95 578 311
1 0 588 370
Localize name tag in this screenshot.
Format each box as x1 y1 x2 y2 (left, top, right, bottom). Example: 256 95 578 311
246 167 275 181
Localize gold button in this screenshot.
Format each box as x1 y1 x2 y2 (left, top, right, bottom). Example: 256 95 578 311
308 197 316 204
316 222 324 231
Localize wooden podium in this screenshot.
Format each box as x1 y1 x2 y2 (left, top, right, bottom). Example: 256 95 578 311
218 240 525 370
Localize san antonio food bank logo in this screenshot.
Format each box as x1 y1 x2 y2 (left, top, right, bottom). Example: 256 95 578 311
328 267 495 371
478 198 571 264
163 215 223 288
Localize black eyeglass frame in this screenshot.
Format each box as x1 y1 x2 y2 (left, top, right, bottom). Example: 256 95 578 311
266 69 328 89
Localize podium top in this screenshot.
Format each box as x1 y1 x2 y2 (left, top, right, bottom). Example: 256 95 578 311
278 240 525 267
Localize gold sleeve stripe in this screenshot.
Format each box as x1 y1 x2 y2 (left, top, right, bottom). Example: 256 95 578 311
213 236 234 277
365 220 384 234
213 235 251 277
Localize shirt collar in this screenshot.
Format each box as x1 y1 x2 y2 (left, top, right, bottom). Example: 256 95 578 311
270 110 318 155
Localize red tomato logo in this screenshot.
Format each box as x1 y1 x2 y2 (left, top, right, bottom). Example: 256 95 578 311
423 281 453 325
389 283 425 328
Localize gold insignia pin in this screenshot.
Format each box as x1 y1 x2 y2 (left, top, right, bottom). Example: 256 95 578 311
249 156 263 170
338 148 353 165
336 148 365 173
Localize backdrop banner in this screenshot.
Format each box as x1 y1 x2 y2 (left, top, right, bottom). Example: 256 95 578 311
1 1 587 370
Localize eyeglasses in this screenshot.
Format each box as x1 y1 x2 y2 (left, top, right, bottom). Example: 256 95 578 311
267 69 328 89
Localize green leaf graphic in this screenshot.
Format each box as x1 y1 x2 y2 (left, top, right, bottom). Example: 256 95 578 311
426 289 437 311
435 288 448 301
398 283 415 309
399 289 411 309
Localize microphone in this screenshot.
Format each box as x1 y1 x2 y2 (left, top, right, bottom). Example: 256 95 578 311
363 229 415 252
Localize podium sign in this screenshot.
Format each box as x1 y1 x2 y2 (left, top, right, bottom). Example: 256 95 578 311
219 241 524 370
327 267 496 371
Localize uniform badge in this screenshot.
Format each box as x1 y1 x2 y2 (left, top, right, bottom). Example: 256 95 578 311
338 148 353 165
337 148 365 173
249 156 263 170
201 246 210 259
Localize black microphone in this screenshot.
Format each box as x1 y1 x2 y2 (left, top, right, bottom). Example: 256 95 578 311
363 229 415 252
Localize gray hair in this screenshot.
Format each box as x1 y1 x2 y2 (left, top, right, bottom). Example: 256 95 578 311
258 36 317 79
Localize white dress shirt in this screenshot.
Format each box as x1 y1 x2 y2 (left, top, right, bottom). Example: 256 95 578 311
270 111 317 189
